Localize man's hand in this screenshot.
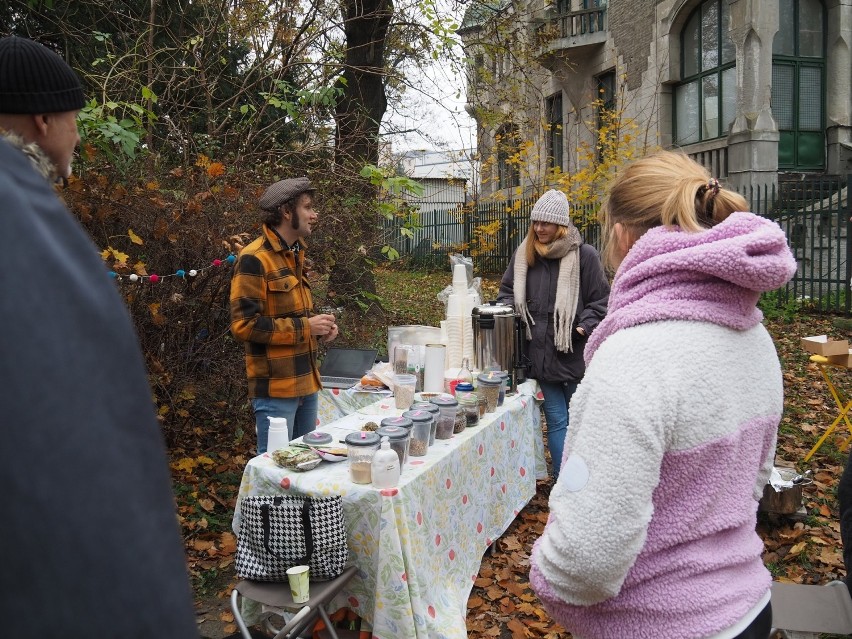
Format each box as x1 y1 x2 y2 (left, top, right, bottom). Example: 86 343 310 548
322 322 339 343
309 313 336 337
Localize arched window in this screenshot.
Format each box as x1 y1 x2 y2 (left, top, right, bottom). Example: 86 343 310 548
674 0 736 145
771 0 825 170
496 124 520 189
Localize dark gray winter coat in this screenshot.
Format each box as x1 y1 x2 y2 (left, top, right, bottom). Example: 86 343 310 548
498 243 609 383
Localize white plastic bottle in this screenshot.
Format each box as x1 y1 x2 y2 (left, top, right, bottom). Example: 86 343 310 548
371 436 400 489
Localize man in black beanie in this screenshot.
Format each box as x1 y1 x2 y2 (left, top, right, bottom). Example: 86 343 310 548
0 36 199 639
0 35 85 179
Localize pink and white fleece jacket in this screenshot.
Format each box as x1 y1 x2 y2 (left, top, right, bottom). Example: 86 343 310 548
529 212 797 639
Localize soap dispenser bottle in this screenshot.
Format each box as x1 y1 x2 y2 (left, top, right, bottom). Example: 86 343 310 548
372 436 400 489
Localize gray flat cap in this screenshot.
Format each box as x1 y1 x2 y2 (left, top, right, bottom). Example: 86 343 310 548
259 177 315 211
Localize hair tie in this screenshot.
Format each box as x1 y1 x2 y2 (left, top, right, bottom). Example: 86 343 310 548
707 177 720 198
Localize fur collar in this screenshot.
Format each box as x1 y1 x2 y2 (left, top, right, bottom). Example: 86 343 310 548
0 130 57 181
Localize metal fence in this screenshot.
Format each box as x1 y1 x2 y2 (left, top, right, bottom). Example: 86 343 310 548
384 176 852 314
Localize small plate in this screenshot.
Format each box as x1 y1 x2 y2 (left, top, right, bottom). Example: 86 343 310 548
296 458 322 471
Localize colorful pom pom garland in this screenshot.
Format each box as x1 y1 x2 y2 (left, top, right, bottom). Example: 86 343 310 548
108 254 236 283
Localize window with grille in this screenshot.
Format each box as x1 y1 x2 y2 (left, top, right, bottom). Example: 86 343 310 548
496 124 520 189
545 93 563 171
595 71 616 162
771 0 825 170
673 0 736 145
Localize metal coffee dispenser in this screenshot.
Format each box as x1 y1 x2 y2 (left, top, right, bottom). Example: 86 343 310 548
471 301 526 391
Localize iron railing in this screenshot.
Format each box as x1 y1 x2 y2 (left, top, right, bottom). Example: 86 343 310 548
386 174 852 314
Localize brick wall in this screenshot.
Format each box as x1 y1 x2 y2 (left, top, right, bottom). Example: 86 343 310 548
608 0 657 90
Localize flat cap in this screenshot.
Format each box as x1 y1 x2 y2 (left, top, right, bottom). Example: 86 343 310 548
259 177 315 212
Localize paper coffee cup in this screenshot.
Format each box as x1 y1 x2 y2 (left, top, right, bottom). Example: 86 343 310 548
286 565 310 604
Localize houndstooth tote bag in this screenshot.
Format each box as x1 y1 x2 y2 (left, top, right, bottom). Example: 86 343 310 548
235 494 348 582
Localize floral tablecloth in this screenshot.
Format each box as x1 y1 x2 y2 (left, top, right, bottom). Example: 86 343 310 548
233 388 545 638
317 387 391 426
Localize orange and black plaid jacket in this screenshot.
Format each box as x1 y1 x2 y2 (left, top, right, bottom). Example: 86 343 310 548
229 225 321 398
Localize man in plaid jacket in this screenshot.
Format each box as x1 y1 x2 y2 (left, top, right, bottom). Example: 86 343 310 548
230 177 339 454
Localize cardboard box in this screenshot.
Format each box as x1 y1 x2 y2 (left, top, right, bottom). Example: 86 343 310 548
828 349 852 368
801 335 850 356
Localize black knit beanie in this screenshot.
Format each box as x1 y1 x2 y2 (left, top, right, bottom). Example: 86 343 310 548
0 36 86 114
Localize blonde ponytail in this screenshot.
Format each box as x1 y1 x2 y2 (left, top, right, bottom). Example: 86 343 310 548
600 151 748 270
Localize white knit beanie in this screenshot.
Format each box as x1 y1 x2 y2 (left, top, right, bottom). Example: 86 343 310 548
530 189 571 226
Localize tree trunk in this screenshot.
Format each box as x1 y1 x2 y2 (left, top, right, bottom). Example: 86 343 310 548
328 0 394 311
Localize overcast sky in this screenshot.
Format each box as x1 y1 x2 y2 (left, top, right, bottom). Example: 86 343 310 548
382 7 477 154
385 62 476 153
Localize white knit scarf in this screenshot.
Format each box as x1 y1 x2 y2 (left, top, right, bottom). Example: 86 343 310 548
513 228 582 352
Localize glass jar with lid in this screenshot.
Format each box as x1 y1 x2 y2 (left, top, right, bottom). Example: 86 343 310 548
477 371 502 413
429 395 458 439
457 392 479 427
410 401 439 444
344 431 381 484
375 425 410 468
401 409 432 456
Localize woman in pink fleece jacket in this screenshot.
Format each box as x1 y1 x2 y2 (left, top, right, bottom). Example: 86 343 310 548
529 151 797 639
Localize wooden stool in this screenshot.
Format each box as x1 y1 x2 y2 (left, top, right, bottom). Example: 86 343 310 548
804 354 852 462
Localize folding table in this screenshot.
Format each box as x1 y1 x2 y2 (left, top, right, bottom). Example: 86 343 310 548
804 354 852 461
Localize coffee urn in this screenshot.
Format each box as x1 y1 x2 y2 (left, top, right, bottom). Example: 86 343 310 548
472 301 525 391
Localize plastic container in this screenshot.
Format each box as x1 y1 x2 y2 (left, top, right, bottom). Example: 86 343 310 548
402 410 432 456
393 373 417 410
393 344 414 375
372 436 400 489
452 401 467 433
303 431 332 446
375 425 411 468
267 416 289 452
457 393 480 427
477 372 502 413
497 372 509 406
380 415 413 431
345 431 380 484
410 401 439 445
454 382 474 397
430 395 459 439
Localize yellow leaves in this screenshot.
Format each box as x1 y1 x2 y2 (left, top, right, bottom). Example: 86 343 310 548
196 154 225 178
198 498 216 512
148 302 166 326
101 246 130 265
173 457 197 472
145 180 159 190
786 541 808 558
818 546 843 567
128 228 144 245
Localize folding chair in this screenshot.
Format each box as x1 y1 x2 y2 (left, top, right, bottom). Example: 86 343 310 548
770 580 852 638
804 354 852 462
230 564 358 639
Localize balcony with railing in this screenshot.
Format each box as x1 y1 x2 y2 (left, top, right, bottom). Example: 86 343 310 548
535 2 608 60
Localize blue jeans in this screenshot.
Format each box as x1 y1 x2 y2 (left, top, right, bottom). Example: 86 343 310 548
252 394 318 454
538 380 578 480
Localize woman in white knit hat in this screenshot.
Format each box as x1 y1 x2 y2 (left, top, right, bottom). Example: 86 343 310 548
497 189 609 480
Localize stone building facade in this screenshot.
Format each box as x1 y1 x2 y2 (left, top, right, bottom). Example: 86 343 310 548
460 0 851 197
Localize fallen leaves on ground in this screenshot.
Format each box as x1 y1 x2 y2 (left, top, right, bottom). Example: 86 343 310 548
174 276 852 638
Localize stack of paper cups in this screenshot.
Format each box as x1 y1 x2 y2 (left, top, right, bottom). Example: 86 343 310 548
445 316 464 369
452 263 468 292
423 343 446 393
446 292 465 317
462 315 475 364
